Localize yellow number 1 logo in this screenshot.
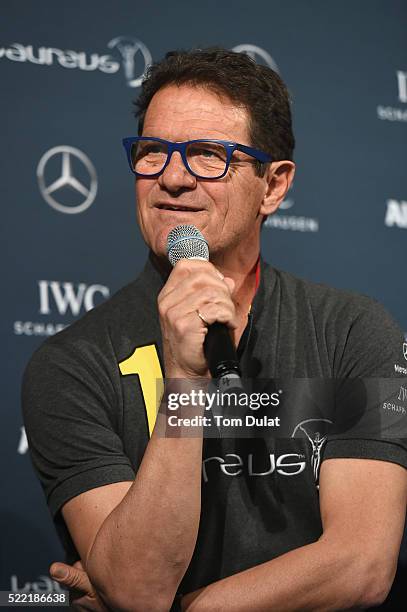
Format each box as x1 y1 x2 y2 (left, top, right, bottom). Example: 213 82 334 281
119 344 164 437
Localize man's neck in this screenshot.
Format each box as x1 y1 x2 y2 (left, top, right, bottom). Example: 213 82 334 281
214 252 260 308
214 253 260 346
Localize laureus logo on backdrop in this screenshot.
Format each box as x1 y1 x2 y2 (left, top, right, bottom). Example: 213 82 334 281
384 198 407 229
13 280 110 337
107 36 152 87
37 146 98 214
377 70 407 122
1 39 282 88
264 183 320 233
231 44 280 73
0 37 152 87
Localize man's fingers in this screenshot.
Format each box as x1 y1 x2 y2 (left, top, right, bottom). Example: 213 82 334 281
195 302 238 329
50 562 94 595
159 259 223 300
159 272 234 322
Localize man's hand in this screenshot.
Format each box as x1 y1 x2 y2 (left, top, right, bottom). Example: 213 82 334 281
158 259 236 377
50 561 109 611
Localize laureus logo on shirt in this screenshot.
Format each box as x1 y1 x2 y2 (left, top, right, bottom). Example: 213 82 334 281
382 381 407 416
398 385 407 402
291 419 333 481
202 452 306 483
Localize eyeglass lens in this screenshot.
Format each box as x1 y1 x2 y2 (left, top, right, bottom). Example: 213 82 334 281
131 140 228 178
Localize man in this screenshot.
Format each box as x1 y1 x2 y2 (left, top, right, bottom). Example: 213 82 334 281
23 48 407 611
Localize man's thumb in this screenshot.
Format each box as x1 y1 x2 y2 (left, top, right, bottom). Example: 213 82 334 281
50 563 68 580
50 562 87 591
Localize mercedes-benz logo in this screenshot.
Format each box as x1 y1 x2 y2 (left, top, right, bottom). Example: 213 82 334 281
37 146 98 214
108 36 152 88
231 44 279 73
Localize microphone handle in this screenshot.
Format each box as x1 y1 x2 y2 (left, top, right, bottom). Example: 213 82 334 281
203 322 241 379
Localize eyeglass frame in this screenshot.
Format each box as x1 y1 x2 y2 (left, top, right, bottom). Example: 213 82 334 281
122 136 273 179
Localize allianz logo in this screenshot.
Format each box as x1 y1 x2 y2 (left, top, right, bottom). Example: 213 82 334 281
397 71 407 103
39 280 110 316
384 199 407 229
202 452 306 482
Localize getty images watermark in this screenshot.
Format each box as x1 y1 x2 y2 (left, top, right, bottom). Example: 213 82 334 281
166 387 282 432
154 378 407 439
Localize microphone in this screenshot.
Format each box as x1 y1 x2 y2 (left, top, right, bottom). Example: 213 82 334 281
166 224 243 392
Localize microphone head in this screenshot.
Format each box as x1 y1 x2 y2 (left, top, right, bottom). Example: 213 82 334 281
166 224 209 266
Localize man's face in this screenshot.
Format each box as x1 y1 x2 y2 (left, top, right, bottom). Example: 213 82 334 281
135 84 271 263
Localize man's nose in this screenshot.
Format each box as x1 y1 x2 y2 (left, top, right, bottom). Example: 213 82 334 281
158 151 196 192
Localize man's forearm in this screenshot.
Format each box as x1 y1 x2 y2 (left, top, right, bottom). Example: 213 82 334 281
86 399 204 611
182 535 391 612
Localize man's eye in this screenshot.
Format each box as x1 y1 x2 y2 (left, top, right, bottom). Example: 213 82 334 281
134 144 167 165
142 145 165 155
200 148 217 158
188 145 225 160
189 147 216 157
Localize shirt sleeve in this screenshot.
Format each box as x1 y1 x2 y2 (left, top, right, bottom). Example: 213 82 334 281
323 297 407 468
22 339 135 521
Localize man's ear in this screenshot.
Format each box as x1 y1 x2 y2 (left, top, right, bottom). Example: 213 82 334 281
260 161 295 217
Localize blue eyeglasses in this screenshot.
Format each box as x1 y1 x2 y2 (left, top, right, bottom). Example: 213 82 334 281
122 136 273 179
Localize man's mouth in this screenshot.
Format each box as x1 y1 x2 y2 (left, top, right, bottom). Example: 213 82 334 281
155 204 204 212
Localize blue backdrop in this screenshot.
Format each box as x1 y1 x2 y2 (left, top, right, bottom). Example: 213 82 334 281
2 0 406 607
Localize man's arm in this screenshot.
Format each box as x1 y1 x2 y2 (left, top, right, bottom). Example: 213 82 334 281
181 458 407 611
62 427 204 612
60 260 237 612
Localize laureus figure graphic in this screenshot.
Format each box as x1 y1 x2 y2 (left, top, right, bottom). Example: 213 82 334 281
299 426 327 481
